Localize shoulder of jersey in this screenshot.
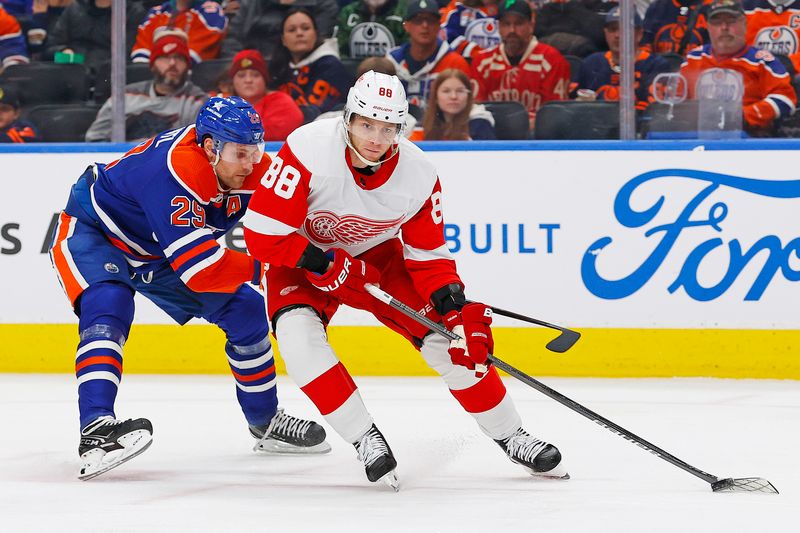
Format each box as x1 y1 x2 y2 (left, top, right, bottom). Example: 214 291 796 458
285 118 344 175
748 47 777 64
686 45 712 59
398 137 438 185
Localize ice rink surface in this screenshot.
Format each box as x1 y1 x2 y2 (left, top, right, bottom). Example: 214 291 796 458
0 374 797 533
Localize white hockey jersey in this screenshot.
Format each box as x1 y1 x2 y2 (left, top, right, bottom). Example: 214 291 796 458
243 118 461 300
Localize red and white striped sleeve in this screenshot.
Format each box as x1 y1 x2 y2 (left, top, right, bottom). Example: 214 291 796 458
401 178 462 301
243 142 313 268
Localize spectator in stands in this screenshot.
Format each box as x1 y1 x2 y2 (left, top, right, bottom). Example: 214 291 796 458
387 0 470 108
86 31 207 141
471 0 570 131
336 0 407 60
413 67 495 139
642 0 711 56
269 8 351 119
222 0 339 58
577 6 669 110
357 54 396 77
313 56 419 136
745 0 800 59
0 84 40 142
228 48 303 140
25 0 72 58
45 0 144 70
131 0 227 64
0 4 29 72
680 0 796 134
440 0 500 61
535 0 608 58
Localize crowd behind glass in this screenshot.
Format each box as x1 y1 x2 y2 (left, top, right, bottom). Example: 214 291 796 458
0 0 796 143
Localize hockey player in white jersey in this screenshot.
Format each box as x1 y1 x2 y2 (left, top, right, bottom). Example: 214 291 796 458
243 71 567 489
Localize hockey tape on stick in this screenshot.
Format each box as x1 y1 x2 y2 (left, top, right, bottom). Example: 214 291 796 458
364 283 778 494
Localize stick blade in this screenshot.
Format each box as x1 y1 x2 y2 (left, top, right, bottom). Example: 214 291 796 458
711 477 779 494
545 329 581 353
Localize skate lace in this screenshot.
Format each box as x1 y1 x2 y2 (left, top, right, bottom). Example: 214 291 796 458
267 408 312 439
355 428 389 467
504 429 547 464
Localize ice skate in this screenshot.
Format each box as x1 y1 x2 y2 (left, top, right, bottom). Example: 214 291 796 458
251 408 331 454
495 428 569 479
354 424 399 491
78 416 153 481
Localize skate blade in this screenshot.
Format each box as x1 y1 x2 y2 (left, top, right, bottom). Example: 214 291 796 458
378 470 400 492
526 464 570 480
79 436 153 481
253 438 332 455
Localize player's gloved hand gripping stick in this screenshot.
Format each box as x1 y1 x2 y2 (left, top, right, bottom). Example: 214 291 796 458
364 283 779 494
442 303 494 376
306 248 380 300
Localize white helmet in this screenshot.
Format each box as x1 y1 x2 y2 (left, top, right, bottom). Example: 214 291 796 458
344 70 408 126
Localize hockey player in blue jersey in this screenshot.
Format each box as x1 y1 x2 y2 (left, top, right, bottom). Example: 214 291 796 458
49 96 331 480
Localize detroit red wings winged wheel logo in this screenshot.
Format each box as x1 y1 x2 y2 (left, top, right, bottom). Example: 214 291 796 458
304 211 404 246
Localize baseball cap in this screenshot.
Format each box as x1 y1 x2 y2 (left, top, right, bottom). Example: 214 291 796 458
707 0 745 18
498 0 533 21
404 0 440 21
0 85 20 110
229 49 269 81
150 29 191 66
605 6 643 28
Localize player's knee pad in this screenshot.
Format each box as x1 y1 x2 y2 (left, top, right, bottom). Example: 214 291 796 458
274 306 340 387
77 282 135 338
210 284 269 346
420 333 483 391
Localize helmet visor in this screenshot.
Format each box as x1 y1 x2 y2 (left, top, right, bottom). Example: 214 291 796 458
348 115 402 146
218 141 266 164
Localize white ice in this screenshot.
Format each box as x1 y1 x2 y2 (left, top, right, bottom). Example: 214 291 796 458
0 375 797 532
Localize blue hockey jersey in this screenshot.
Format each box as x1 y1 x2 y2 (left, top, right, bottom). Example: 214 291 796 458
82 125 266 294
578 50 670 110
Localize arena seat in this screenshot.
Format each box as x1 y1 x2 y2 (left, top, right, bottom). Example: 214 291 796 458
407 103 423 121
534 101 619 140
93 62 154 103
0 63 89 105
341 58 361 81
190 58 232 92
26 103 101 142
481 101 529 140
564 54 582 83
640 101 699 139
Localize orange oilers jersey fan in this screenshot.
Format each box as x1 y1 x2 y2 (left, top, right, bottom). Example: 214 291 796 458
680 45 797 130
745 0 800 56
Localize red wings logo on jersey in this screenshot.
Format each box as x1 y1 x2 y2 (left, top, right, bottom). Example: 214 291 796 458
304 211 404 246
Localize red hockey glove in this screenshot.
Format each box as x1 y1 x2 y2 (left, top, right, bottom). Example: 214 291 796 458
305 248 380 300
442 303 494 376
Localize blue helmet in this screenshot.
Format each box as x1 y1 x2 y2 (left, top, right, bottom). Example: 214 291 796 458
195 96 264 150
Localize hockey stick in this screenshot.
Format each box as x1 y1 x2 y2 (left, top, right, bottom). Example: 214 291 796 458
365 284 779 494
468 301 580 353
